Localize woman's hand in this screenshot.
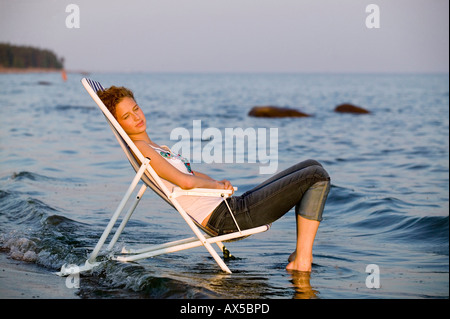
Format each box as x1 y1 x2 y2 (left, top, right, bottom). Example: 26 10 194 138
217 179 234 194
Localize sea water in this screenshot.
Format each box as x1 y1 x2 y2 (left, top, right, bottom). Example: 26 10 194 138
0 72 448 298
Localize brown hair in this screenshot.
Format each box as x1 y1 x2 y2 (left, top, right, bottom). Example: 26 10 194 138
97 86 135 118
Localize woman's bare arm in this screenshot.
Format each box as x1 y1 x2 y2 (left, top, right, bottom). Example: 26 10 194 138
135 141 232 191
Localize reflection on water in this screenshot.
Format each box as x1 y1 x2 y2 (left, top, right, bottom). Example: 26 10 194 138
289 271 319 299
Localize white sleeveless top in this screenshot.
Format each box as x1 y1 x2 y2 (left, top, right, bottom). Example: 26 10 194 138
150 145 222 224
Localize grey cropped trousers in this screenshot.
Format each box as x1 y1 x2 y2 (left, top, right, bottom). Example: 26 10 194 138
206 159 331 235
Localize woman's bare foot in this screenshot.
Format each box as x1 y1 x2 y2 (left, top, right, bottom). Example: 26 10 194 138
286 259 312 272
286 252 313 272
286 216 320 272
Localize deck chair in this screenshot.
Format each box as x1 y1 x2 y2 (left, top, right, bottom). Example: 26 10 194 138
57 78 269 276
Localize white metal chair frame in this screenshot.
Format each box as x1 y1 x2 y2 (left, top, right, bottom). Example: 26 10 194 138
57 78 269 276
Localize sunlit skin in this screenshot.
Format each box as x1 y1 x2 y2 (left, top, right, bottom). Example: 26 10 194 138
115 96 319 272
115 97 234 194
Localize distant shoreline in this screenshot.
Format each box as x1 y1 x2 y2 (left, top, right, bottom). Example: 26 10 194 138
0 67 63 74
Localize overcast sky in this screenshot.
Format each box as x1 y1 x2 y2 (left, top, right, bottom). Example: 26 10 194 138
0 0 448 73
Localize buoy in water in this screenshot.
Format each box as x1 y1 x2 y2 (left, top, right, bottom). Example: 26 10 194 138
61 69 67 81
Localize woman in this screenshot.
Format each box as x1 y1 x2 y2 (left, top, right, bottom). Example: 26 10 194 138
98 86 330 272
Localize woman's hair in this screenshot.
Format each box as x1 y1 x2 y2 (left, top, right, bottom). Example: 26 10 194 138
97 86 135 118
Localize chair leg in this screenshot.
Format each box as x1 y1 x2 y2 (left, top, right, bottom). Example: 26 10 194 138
88 158 150 263
222 246 234 260
112 225 269 273
107 184 147 250
215 241 233 259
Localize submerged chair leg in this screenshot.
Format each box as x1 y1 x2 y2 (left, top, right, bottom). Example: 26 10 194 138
215 241 233 259
222 246 233 260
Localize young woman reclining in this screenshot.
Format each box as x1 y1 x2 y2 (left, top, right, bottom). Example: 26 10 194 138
98 86 331 272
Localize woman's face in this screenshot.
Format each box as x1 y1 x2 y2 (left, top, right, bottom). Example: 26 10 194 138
115 97 147 136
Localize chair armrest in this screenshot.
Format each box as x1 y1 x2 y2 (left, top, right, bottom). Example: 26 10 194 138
169 187 237 199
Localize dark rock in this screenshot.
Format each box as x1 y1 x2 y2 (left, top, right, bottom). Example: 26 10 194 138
334 103 370 114
37 81 52 86
248 106 310 118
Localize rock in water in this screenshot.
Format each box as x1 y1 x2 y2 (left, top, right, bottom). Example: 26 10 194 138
248 106 310 118
334 103 370 114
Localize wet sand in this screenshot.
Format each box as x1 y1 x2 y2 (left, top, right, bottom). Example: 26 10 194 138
0 253 79 299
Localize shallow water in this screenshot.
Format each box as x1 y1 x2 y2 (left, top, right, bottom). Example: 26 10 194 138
0 72 448 298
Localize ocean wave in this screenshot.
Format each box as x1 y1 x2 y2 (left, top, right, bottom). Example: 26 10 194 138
6 171 85 185
54 105 96 113
0 189 82 262
0 189 219 298
387 215 449 246
0 189 57 226
78 261 219 298
326 186 449 253
9 171 59 182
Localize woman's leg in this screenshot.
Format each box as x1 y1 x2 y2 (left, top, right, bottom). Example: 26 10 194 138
206 160 330 271
288 178 330 271
245 159 324 193
286 215 320 272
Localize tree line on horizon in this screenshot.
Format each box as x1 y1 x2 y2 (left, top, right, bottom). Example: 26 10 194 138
0 43 64 69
